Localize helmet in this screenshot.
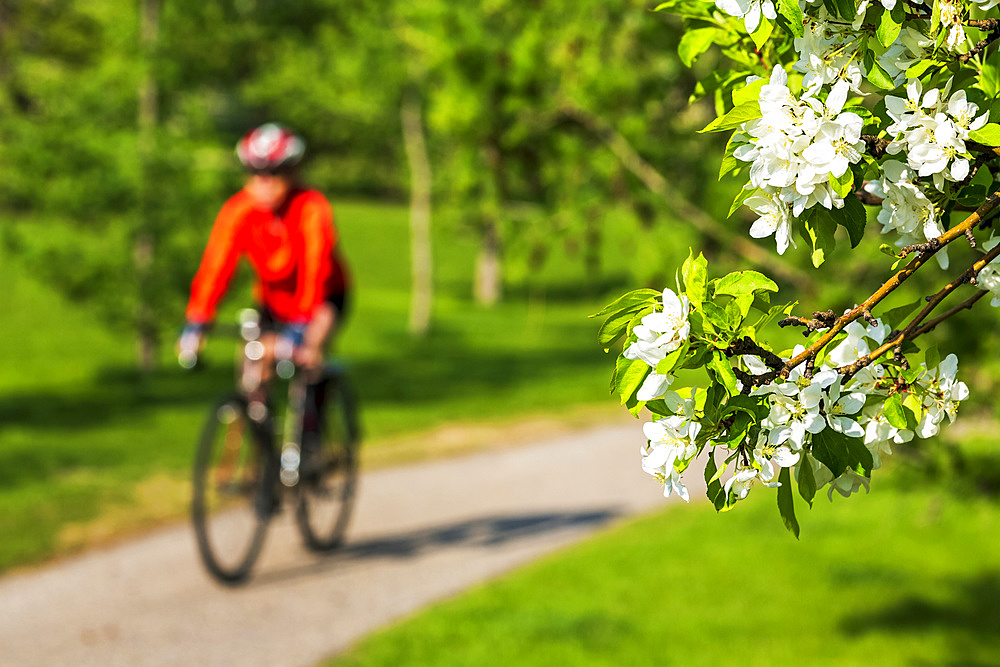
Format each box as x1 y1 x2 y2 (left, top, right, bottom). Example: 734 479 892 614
236 123 305 174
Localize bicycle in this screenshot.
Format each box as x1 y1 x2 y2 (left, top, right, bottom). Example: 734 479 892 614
181 309 360 585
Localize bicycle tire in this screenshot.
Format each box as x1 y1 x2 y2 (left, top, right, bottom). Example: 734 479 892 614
192 394 275 584
295 371 360 552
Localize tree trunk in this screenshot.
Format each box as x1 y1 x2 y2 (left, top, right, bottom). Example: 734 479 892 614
474 221 502 306
401 90 434 337
136 0 159 371
475 141 504 306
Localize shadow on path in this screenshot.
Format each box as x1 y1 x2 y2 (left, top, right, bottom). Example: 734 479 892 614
253 508 620 587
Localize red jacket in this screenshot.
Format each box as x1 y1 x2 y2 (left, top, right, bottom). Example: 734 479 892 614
186 188 349 325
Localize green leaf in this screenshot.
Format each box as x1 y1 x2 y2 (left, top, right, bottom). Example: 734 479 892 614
839 194 868 248
863 50 896 90
715 270 779 297
811 428 849 477
924 344 940 371
776 0 804 37
719 131 745 181
833 0 855 21
699 101 762 134
733 293 756 319
970 123 1000 147
777 467 800 538
882 393 909 430
682 250 709 306
678 27 722 67
881 297 921 329
902 391 923 428
728 186 758 218
709 350 739 396
591 289 661 318
656 340 689 375
702 301 732 331
598 304 652 349
802 209 837 268
705 448 724 504
846 436 874 477
614 356 649 406
732 77 767 107
829 170 855 200
749 15 773 50
798 454 816 507
876 7 902 48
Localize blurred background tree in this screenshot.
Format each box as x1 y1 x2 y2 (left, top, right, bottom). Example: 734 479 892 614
0 0 737 362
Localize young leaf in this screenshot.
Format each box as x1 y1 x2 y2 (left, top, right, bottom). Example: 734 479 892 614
829 170 854 200
732 77 767 107
591 289 660 318
728 186 758 218
715 270 780 297
777 467 800 538
678 27 722 67
709 350 739 396
969 123 1000 146
682 250 709 306
699 101 762 134
702 301 733 331
749 15 774 50
882 393 909 430
614 356 650 405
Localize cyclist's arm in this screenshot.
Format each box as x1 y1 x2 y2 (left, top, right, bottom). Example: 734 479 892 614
186 199 247 325
292 196 335 323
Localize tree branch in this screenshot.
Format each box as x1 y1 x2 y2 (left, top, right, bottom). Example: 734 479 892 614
783 192 1000 375
558 102 815 289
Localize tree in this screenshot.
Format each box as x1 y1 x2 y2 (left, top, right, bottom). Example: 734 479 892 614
597 0 1000 535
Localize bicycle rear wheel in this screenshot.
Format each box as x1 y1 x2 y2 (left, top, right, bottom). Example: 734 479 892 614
295 372 359 551
192 395 274 584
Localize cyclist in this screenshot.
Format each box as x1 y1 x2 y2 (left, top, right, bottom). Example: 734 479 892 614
178 123 350 373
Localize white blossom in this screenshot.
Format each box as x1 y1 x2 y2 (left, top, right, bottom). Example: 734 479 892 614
624 288 691 368
735 70 865 219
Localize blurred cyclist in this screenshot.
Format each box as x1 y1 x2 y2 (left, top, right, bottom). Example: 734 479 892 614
178 123 350 374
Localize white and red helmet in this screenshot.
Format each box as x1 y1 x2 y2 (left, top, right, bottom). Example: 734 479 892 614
236 123 305 174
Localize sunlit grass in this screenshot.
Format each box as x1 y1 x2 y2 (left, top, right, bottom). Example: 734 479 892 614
331 448 1000 667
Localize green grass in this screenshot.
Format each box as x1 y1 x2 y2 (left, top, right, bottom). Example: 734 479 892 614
331 440 1000 667
0 198 696 572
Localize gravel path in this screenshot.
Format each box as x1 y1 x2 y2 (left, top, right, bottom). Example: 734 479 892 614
0 422 700 666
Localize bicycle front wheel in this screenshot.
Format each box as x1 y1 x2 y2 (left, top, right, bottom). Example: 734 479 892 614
296 373 359 551
192 395 273 584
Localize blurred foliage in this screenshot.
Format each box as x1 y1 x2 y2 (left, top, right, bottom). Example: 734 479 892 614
0 0 725 358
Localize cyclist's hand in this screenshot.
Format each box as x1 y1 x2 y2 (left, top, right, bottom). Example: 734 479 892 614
295 344 324 371
177 323 205 369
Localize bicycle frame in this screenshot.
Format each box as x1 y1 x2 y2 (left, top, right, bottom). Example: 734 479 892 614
235 308 310 489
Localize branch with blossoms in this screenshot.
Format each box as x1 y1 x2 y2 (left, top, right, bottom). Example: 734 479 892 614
598 0 1000 536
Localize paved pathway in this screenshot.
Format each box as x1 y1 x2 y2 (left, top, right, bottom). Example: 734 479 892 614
0 422 698 666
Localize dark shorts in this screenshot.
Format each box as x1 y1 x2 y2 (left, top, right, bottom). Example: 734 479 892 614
258 291 350 332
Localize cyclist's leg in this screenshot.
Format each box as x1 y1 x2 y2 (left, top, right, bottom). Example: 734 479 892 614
303 293 348 459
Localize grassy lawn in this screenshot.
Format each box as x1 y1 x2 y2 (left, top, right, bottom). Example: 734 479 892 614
331 432 1000 667
0 198 695 573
